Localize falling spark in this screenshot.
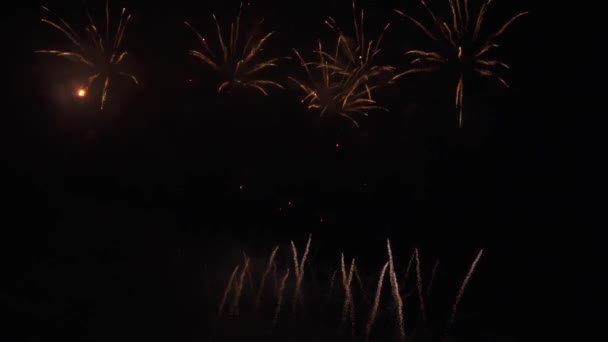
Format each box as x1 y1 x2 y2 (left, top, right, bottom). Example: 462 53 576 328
306 255 320 289
325 269 338 303
241 251 255 296
353 264 369 304
403 249 415 285
339 254 356 334
445 249 484 339
185 2 283 95
36 1 138 110
365 261 389 342
290 0 395 127
203 263 211 299
387 239 406 341
230 256 250 317
217 264 240 320
271 268 290 331
256 246 279 309
426 258 439 299
414 248 427 330
394 0 528 127
292 234 312 314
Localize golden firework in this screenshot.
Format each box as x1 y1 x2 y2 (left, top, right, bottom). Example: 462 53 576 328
289 1 395 128
394 0 528 127
36 1 139 110
185 2 283 95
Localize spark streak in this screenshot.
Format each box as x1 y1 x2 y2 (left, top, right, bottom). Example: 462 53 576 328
394 0 528 127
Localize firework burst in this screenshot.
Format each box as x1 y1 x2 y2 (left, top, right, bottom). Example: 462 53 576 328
36 1 139 111
289 0 395 128
394 0 528 127
185 2 283 95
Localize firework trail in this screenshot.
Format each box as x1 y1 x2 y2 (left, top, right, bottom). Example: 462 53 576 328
256 246 279 309
426 258 439 299
339 254 356 334
36 1 139 110
230 255 250 317
291 234 312 314
445 249 484 339
325 269 338 304
414 248 427 330
365 261 389 342
271 268 291 331
394 0 528 127
217 264 240 320
185 2 283 95
290 0 395 128
403 249 415 285
387 239 406 341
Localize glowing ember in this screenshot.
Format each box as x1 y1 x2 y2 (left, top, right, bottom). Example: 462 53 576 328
36 3 138 110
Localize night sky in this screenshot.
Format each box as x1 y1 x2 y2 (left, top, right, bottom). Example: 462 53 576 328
3 0 599 341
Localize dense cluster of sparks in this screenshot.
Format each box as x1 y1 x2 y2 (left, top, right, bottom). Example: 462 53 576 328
210 236 484 341
35 0 528 129
394 0 528 127
289 1 395 128
185 2 283 95
36 1 139 110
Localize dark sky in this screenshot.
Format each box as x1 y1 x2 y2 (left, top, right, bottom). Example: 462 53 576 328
3 0 600 341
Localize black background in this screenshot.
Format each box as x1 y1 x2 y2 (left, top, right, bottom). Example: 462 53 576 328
3 0 601 341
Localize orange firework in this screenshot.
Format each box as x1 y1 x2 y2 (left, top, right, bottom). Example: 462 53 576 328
185 2 283 95
36 1 139 110
394 0 528 127
290 0 395 128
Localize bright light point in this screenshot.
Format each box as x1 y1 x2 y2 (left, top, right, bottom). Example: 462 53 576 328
239 185 244 190
288 201 292 206
320 217 324 223
335 143 340 148
77 88 86 97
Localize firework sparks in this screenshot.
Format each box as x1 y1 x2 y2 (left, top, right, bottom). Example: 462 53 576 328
394 0 528 127
290 0 395 128
185 2 283 95
36 1 139 110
